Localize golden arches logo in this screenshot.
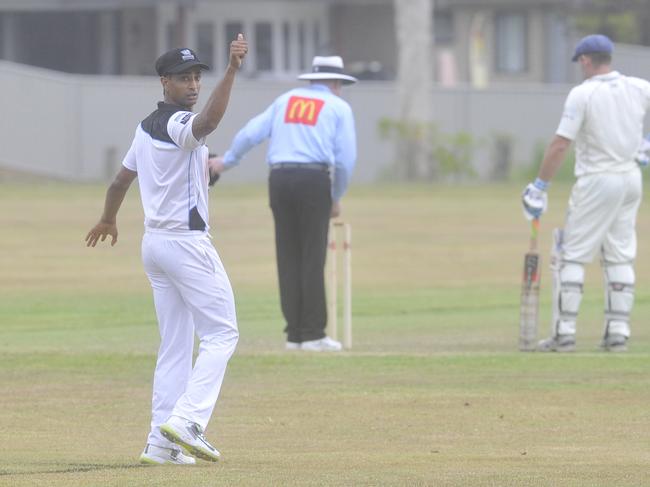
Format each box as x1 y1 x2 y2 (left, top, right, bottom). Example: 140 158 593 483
285 96 324 126
290 99 317 120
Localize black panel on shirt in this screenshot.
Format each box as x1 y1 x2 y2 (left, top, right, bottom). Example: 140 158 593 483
189 205 207 231
140 102 188 144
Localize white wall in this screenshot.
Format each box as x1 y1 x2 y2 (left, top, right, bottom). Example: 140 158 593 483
0 62 80 179
4 58 649 185
0 59 567 183
613 43 650 81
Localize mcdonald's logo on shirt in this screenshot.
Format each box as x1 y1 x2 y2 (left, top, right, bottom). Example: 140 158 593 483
284 96 325 126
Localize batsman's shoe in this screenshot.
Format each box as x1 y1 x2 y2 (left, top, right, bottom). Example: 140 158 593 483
159 416 221 462
285 341 301 350
600 333 628 352
537 334 576 352
301 336 342 352
139 443 196 465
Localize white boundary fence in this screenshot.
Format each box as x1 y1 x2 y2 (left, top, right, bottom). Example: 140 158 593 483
2 45 649 183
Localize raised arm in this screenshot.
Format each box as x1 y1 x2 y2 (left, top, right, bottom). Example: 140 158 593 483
192 34 248 140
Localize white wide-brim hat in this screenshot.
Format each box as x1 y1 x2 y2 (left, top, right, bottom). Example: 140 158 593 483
298 56 358 85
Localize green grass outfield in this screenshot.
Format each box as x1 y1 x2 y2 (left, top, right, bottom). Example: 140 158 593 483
1 182 649 486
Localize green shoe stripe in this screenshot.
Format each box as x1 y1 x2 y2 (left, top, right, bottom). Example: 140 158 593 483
139 455 161 465
160 423 220 462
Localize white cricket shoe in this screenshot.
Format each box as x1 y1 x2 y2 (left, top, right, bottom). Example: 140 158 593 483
285 341 301 350
301 336 342 352
139 443 196 465
600 333 628 352
537 334 576 352
159 416 221 462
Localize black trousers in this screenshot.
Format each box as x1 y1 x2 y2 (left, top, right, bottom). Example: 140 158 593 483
269 167 332 342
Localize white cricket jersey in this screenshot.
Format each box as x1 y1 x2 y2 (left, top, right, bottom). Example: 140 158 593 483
122 102 210 232
556 71 650 177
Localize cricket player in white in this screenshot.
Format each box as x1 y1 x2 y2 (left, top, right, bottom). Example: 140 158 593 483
86 36 248 464
522 34 650 352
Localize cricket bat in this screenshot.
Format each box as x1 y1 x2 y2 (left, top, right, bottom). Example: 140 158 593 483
519 218 540 351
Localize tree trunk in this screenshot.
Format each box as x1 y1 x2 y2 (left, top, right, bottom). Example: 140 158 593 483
394 0 434 180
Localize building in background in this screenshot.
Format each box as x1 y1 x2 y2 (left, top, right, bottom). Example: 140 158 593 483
0 0 579 84
2 0 650 183
0 0 332 77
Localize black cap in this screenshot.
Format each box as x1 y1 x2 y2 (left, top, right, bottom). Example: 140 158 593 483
155 48 210 76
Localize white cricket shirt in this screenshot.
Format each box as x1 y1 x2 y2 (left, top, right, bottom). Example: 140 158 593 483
556 71 650 177
122 103 210 232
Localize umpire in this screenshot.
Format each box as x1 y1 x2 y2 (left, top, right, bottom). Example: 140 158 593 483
212 56 357 352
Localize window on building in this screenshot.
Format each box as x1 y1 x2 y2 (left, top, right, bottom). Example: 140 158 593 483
495 12 527 73
215 18 325 77
15 11 100 73
255 22 273 71
297 21 306 70
283 21 291 70
0 15 4 59
313 21 321 53
196 22 214 70
433 11 454 45
225 21 243 65
167 22 177 49
544 13 569 83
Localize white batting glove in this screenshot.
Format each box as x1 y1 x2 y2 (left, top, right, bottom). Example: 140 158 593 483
521 178 548 221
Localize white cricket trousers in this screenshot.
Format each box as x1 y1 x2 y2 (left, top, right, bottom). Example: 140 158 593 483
141 230 238 448
554 169 642 337
563 168 642 264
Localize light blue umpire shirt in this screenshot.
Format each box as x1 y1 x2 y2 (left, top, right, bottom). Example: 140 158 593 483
222 83 357 201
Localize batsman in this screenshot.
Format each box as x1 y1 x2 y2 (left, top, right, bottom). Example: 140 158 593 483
522 34 650 352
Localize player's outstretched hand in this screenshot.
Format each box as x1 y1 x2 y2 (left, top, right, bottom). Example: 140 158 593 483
85 221 118 247
521 179 548 221
230 33 248 69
